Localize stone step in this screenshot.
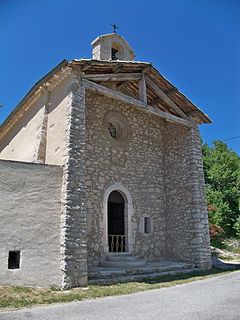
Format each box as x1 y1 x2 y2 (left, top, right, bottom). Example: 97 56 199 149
88 267 200 285
100 253 146 268
105 254 139 262
89 262 196 280
106 252 132 257
100 259 146 268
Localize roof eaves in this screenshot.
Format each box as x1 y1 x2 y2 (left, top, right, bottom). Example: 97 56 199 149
150 65 212 124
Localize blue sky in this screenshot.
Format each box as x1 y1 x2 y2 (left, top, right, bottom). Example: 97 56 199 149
1 0 239 154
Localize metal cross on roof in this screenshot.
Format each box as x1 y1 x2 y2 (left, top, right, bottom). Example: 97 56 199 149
111 23 119 34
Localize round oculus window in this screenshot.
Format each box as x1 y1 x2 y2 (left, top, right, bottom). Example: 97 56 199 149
103 111 132 147
108 122 118 139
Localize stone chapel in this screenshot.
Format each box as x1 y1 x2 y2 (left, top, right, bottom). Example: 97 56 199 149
0 33 212 288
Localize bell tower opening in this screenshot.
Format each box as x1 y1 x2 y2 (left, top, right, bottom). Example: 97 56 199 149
91 33 136 61
107 191 125 252
111 42 123 60
111 48 118 60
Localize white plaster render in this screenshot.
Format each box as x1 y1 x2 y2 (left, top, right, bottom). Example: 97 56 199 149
34 90 50 163
0 76 72 166
0 160 63 287
45 77 73 165
0 94 46 162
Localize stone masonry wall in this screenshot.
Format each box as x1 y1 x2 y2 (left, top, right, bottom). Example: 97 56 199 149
165 123 211 268
0 160 63 287
85 91 167 267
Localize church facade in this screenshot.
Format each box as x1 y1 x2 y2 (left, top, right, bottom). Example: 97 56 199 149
0 33 212 288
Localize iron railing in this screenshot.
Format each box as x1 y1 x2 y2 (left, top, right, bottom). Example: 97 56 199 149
108 235 125 252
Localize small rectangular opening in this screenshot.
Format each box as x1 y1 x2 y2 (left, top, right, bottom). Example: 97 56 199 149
8 251 20 269
144 217 151 234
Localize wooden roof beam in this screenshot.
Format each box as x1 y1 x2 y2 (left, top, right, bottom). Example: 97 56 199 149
82 73 142 82
145 77 189 120
150 97 161 106
113 63 123 73
142 65 152 74
81 61 92 72
81 78 192 128
138 74 147 104
116 81 128 91
166 87 178 97
151 88 178 105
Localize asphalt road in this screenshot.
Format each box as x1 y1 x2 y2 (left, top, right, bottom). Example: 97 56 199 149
1 271 240 320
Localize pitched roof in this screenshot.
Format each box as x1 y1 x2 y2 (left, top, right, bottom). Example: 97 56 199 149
71 59 211 124
0 58 211 140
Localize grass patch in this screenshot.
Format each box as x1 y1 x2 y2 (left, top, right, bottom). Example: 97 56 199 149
0 268 234 310
212 238 240 262
223 240 240 254
219 255 240 262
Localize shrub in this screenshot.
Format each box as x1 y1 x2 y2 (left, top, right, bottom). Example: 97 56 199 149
209 224 225 248
233 216 240 238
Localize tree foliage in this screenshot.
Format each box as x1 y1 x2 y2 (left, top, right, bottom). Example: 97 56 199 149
202 141 240 236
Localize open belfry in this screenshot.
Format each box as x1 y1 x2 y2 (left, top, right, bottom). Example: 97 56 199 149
0 32 212 288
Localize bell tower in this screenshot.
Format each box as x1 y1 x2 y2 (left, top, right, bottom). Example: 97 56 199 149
91 33 135 61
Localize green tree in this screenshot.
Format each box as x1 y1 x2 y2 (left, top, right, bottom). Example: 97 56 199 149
202 141 240 236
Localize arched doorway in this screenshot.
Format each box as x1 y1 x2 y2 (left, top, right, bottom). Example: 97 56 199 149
108 191 125 252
